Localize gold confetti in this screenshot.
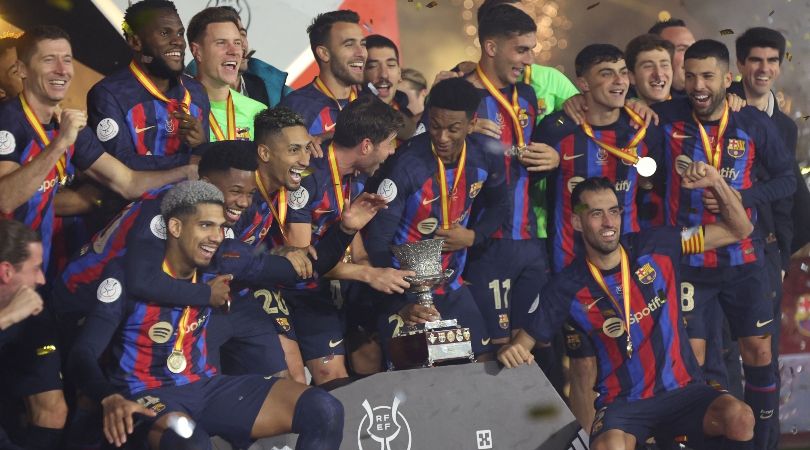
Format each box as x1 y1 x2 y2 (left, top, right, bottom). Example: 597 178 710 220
719 29 734 36
587 2 600 10
802 115 810 121
528 404 559 419
786 51 793 62
769 10 775 16
426 1 438 7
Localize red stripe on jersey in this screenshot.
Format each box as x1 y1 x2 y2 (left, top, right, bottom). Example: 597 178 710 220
666 123 687 226
133 305 162 389
655 254 692 386
131 104 149 155
630 280 657 399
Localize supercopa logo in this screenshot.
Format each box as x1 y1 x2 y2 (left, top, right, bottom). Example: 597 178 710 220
358 396 412 450
207 0 251 28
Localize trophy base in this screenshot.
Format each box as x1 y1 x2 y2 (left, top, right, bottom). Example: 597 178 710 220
388 319 474 370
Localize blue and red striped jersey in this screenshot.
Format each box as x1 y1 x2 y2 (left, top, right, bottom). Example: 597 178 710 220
286 155 366 291
87 66 209 170
234 188 282 247
471 83 538 240
55 186 171 314
365 133 507 294
527 227 701 407
279 80 352 135
653 99 795 267
533 110 663 273
0 97 104 271
90 259 217 395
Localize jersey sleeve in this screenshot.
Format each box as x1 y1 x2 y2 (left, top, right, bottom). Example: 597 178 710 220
525 279 575 343
286 171 323 224
364 157 416 268
87 85 191 170
739 111 796 208
72 128 105 170
67 261 127 402
0 122 29 165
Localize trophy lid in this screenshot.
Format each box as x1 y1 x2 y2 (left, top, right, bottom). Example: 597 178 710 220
391 238 445 277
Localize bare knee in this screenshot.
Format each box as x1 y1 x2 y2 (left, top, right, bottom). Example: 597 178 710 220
739 336 772 366
306 356 348 386
591 430 633 450
26 390 67 428
724 401 755 442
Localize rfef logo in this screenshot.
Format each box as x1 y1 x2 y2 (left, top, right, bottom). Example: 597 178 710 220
358 396 411 450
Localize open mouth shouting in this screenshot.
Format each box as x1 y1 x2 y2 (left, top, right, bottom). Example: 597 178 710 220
691 92 711 109
289 166 305 185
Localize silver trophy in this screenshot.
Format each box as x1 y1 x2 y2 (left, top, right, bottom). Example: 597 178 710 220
388 239 474 369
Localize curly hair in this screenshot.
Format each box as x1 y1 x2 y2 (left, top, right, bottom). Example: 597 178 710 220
253 106 306 144
160 180 224 221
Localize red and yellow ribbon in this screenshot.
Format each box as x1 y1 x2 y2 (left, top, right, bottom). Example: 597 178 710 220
692 101 729 170
20 93 67 184
327 143 353 261
475 65 526 148
255 171 287 241
586 246 633 359
581 106 647 166
209 91 236 141
129 60 191 112
161 259 197 371
313 76 358 111
432 141 467 230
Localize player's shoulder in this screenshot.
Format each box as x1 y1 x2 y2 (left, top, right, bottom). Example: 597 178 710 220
391 133 434 166
626 227 681 256
0 97 23 127
516 81 537 100
651 97 691 122
182 75 209 98
550 258 591 294
281 82 322 103
535 110 577 141
733 105 771 128
231 88 267 113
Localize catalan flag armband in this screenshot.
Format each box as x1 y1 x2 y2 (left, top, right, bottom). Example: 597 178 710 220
680 226 705 255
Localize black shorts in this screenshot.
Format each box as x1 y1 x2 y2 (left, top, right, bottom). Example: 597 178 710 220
0 309 63 397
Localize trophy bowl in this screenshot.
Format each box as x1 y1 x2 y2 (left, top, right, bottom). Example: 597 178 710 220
388 239 473 369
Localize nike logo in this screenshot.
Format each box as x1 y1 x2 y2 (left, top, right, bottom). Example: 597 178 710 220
328 339 343 348
324 123 336 132
422 196 440 205
481 338 491 346
314 209 335 215
586 297 605 310
135 125 155 134
562 153 583 161
671 132 693 139
756 319 773 328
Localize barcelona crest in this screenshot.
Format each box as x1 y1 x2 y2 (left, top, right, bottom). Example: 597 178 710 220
635 263 657 285
727 138 746 158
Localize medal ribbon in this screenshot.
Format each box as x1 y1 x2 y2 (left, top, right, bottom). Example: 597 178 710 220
209 91 236 141
327 143 353 260
581 106 647 166
431 141 467 230
475 65 525 148
19 94 67 184
522 64 532 84
129 60 191 112
692 101 729 170
255 171 287 241
161 260 197 366
586 246 633 358
313 76 358 111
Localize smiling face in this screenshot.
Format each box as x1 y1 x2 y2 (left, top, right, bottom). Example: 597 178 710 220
737 46 781 99
428 107 473 162
358 133 397 176
659 26 695 91
19 38 73 104
685 56 732 120
191 21 243 87
258 125 312 191
364 46 400 103
322 21 367 85
487 32 536 86
630 48 672 104
579 59 629 111
1 242 45 294
572 188 622 256
169 203 226 268
203 168 256 226
0 47 23 100
132 8 186 78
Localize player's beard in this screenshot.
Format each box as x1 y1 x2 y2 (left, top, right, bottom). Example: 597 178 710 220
331 58 363 86
584 229 621 256
141 44 183 80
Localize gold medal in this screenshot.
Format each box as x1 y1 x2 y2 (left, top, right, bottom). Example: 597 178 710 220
167 351 187 373
626 339 633 359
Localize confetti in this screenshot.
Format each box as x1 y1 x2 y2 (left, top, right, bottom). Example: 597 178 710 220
587 2 600 10
362 21 373 33
528 404 559 419
802 115 810 121
426 1 438 7
719 29 734 36
787 51 793 62
769 10 775 16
